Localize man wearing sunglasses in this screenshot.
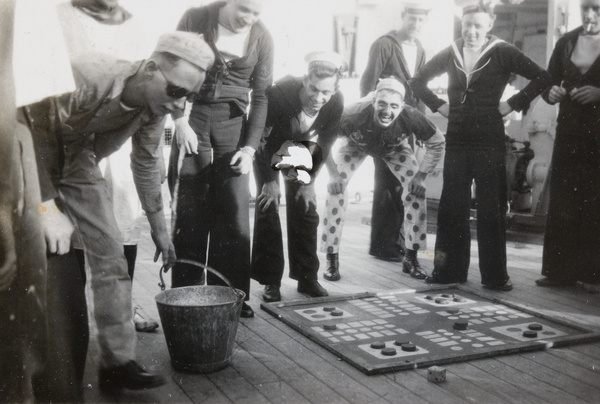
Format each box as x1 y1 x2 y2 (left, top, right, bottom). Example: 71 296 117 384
20 32 214 393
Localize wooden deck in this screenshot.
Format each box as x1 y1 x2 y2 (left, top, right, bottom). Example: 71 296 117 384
82 195 600 404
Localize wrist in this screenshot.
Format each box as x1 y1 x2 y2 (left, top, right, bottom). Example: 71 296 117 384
240 146 256 159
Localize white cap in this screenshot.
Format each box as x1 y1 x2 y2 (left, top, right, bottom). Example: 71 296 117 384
403 1 433 14
304 51 347 73
375 77 406 99
154 32 215 70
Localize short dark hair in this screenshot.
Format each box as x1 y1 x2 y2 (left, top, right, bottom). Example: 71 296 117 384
307 64 341 84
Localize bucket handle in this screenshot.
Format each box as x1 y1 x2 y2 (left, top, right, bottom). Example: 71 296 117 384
158 259 245 303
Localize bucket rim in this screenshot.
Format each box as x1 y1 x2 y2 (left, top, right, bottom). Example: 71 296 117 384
154 285 246 307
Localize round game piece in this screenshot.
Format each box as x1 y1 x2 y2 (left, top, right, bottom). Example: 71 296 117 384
528 323 543 331
441 294 451 298
370 341 386 349
453 296 466 302
453 319 469 330
425 295 433 300
435 298 449 304
330 310 344 316
394 340 409 346
323 306 336 312
401 343 417 352
523 330 538 338
381 347 397 356
447 309 460 315
323 323 337 331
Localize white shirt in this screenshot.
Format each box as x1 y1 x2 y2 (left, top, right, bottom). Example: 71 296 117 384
401 42 418 77
216 23 250 61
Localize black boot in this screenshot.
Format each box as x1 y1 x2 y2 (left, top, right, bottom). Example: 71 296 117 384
324 253 340 281
401 250 428 280
99 361 165 392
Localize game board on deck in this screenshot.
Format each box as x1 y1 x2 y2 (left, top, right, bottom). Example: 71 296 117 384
261 286 600 375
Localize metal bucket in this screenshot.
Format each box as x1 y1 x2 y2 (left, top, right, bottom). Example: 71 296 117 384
155 260 245 373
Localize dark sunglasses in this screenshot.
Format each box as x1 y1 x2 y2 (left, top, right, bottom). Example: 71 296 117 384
157 66 195 100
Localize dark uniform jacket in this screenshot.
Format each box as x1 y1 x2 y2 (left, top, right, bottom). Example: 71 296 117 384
255 75 344 183
542 27 600 135
410 35 551 149
359 30 426 110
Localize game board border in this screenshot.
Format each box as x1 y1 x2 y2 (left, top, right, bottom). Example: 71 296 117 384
260 284 600 375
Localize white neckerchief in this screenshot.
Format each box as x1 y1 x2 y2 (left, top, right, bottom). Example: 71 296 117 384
452 38 504 86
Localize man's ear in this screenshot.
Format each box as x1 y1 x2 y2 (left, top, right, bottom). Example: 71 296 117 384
144 59 159 78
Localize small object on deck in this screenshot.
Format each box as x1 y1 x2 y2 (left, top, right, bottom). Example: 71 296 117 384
435 298 448 304
427 366 447 383
454 319 469 330
453 296 466 303
370 341 386 349
381 347 397 356
441 294 451 298
394 340 409 346
425 295 433 300
401 343 417 352
523 330 538 338
528 323 543 331
330 310 344 316
323 323 337 331
323 306 336 312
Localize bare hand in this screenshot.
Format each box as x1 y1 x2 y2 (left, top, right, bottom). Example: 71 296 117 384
571 86 600 105
498 101 513 117
408 172 427 198
174 118 198 155
146 210 176 270
295 185 317 213
38 200 74 255
230 150 253 175
548 85 567 104
257 181 280 212
327 173 346 195
437 103 449 118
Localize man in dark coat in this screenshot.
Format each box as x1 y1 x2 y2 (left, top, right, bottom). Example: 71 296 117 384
251 52 345 302
356 1 431 267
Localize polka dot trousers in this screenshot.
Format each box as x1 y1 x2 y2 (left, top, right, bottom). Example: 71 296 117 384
320 139 428 254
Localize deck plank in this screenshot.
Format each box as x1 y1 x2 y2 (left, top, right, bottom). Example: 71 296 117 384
78 196 600 403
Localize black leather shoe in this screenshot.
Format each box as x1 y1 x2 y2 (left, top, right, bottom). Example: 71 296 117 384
425 274 457 285
262 285 281 302
483 280 513 292
324 253 340 281
297 280 329 297
402 256 427 280
240 302 254 318
99 361 165 392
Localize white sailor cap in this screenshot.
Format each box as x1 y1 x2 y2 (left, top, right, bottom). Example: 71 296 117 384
304 51 347 73
154 32 215 70
375 77 406 99
403 1 433 14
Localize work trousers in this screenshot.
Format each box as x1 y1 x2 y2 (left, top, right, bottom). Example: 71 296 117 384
59 142 135 367
370 157 404 256
171 103 251 297
432 147 509 286
321 139 427 254
251 174 320 286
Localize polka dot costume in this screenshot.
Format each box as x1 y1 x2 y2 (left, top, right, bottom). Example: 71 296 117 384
320 138 428 254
